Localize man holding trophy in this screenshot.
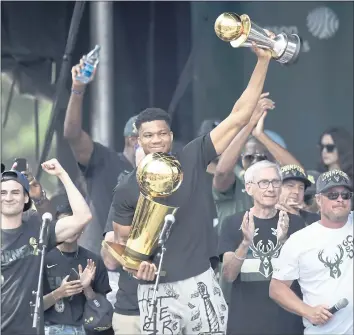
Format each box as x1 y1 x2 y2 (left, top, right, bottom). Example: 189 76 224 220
101 13 301 335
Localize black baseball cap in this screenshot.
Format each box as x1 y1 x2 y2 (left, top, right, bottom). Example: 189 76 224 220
316 170 353 194
83 294 113 332
124 116 138 137
1 170 32 211
281 165 312 189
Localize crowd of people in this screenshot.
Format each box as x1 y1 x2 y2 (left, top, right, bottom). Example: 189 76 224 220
1 41 353 335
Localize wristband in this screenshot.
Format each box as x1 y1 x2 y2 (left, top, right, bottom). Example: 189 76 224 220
234 253 246 261
33 190 47 207
51 291 59 301
71 88 84 95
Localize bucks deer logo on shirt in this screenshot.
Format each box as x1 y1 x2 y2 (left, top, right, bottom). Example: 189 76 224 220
318 245 345 279
249 228 283 278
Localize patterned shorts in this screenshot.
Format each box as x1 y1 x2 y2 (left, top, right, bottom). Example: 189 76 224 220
138 267 228 335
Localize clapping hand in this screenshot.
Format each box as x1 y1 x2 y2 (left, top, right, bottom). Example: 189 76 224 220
78 259 96 289
241 210 255 245
56 276 83 298
277 210 289 243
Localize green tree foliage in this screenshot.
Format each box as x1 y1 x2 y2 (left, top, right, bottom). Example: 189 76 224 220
1 74 58 195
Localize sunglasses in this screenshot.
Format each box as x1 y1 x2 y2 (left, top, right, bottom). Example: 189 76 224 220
320 144 336 153
242 153 268 163
322 191 353 200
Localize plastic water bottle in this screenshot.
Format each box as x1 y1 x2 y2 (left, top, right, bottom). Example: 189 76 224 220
76 45 101 84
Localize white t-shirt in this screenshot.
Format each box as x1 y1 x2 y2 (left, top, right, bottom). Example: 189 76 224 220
273 216 353 335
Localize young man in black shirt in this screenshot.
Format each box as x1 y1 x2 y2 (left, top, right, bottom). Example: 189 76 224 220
43 203 111 335
1 159 92 335
103 43 274 334
218 160 306 334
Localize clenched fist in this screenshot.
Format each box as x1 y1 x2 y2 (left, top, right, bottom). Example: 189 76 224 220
41 159 66 177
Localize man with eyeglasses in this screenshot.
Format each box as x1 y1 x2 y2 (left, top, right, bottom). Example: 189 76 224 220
270 169 353 335
218 160 306 334
213 94 302 233
213 95 302 304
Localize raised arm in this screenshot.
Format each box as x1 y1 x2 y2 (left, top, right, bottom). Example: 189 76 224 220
210 45 272 156
63 58 95 166
41 159 92 242
252 112 302 167
213 94 275 192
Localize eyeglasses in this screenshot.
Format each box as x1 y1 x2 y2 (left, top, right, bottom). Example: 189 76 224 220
322 191 353 200
249 179 282 189
242 153 268 164
320 144 336 153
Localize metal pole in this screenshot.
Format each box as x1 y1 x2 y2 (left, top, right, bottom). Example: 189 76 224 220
35 1 86 180
90 1 114 147
148 2 155 107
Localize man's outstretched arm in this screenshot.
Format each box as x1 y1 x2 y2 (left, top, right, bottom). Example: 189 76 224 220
210 45 272 156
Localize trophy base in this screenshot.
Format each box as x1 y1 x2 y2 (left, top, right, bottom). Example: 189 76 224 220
102 241 141 271
276 33 301 65
101 241 167 276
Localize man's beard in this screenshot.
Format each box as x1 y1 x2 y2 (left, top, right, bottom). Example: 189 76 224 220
323 210 349 223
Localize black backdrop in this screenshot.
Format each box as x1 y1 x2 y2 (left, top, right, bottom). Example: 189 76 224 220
2 1 353 178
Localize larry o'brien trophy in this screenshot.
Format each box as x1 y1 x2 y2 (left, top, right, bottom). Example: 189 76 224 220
214 12 301 65
102 152 183 271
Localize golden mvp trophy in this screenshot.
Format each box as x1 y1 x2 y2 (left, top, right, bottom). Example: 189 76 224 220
102 152 183 271
214 12 301 64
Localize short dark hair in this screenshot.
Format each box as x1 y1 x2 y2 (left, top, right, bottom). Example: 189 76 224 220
135 108 171 131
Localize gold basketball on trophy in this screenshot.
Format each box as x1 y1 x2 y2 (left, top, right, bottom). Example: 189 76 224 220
214 12 248 42
102 152 183 271
137 153 183 198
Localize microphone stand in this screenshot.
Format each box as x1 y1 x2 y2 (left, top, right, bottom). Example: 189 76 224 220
149 215 174 335
30 220 50 335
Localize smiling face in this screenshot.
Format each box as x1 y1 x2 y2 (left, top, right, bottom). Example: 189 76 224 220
245 167 282 208
138 120 173 155
280 179 306 208
1 180 28 217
